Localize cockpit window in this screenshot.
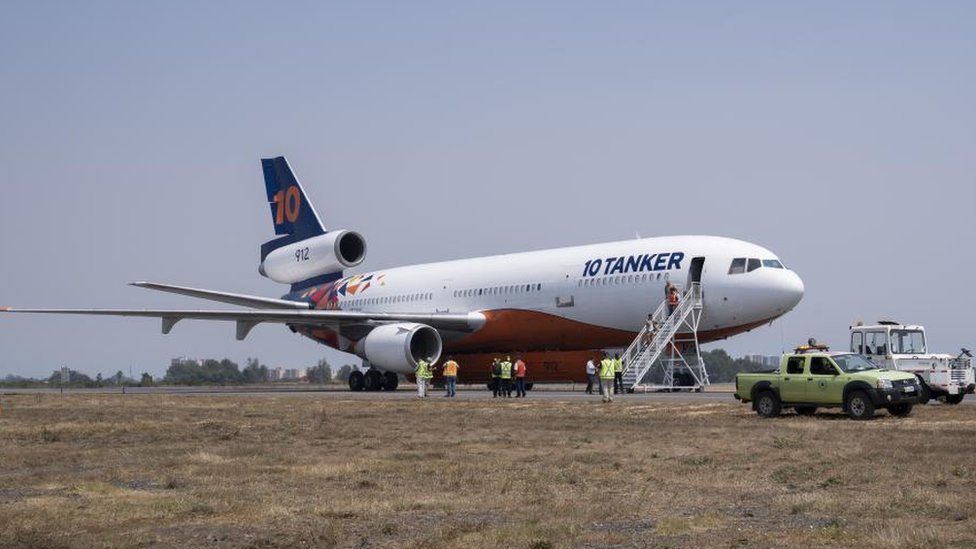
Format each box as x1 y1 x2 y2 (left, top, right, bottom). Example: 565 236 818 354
728 258 746 274
731 257 783 274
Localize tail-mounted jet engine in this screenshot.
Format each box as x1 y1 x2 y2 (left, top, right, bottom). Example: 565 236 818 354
259 230 366 284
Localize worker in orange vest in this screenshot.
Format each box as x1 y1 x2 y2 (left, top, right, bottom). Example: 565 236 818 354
442 356 460 398
666 284 680 316
513 354 527 398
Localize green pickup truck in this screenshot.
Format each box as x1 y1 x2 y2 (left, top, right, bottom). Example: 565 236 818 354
735 349 921 419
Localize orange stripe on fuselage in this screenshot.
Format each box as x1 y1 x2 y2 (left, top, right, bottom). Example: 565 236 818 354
443 308 778 355
445 309 635 353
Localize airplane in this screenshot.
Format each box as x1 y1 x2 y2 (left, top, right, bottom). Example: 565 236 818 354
1 157 804 391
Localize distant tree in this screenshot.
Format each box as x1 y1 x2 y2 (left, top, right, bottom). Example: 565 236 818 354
335 364 355 382
241 357 269 384
164 358 241 385
0 375 46 388
46 369 96 388
139 373 154 387
164 359 202 385
307 359 332 384
702 349 765 383
95 373 104 386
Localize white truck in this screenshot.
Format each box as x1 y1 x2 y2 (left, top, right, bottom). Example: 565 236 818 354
850 321 974 404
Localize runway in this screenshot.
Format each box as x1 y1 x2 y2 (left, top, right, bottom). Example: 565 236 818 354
1 384 738 402
4 385 973 405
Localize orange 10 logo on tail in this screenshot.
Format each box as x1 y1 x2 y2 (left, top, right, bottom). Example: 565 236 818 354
273 186 301 224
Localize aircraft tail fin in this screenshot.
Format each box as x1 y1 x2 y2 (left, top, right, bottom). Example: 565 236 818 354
261 156 325 240
260 156 326 262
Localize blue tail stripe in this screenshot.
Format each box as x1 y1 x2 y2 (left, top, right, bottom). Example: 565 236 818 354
260 157 325 239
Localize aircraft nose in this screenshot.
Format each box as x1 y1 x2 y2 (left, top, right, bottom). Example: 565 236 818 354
779 270 805 311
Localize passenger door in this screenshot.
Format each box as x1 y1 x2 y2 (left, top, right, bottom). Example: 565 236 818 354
805 357 844 404
779 356 807 402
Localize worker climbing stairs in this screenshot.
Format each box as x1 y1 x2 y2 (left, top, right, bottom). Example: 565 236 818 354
621 282 709 392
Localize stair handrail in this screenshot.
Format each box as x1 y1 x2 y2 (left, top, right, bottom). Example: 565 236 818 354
622 283 702 383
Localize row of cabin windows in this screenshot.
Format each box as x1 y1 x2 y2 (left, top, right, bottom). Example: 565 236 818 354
728 257 785 275
577 272 665 287
342 292 433 308
453 283 542 298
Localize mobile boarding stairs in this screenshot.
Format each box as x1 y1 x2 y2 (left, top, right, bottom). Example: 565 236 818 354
621 282 709 392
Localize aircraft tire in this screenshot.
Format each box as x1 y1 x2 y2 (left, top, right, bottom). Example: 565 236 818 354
945 394 964 405
363 370 383 392
382 372 399 391
348 371 365 392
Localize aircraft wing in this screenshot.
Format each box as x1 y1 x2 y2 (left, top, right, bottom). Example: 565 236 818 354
128 281 311 310
0 307 486 341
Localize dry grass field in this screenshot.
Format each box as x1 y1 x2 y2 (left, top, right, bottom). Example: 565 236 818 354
1 393 975 548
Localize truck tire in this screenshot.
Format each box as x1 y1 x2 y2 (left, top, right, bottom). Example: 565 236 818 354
755 391 781 418
888 403 913 417
846 391 875 420
945 394 964 405
794 405 817 416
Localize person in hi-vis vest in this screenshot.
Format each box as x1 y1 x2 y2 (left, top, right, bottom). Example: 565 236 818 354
415 358 434 398
499 356 513 398
442 356 459 398
599 353 616 403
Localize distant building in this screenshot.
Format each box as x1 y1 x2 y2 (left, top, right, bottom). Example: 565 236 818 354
283 368 307 381
270 366 284 381
744 354 780 368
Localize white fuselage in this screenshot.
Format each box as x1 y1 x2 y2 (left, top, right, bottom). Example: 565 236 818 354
307 235 804 354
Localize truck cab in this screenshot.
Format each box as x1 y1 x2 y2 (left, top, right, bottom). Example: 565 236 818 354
850 322 974 404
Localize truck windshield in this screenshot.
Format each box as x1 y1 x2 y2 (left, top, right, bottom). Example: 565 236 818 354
832 353 878 373
890 330 926 354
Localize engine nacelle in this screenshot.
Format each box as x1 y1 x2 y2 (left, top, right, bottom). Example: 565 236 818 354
356 323 443 374
259 230 366 284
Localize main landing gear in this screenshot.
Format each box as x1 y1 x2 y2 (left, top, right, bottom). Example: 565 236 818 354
348 369 399 392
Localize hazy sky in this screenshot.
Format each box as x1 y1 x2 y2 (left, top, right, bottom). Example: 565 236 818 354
1 2 974 378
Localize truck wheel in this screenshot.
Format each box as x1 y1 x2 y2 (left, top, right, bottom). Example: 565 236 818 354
888 403 913 417
755 391 781 418
846 391 875 420
795 405 817 416
945 394 964 405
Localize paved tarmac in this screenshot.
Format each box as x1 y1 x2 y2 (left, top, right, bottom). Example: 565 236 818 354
1 384 737 402
4 385 973 405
